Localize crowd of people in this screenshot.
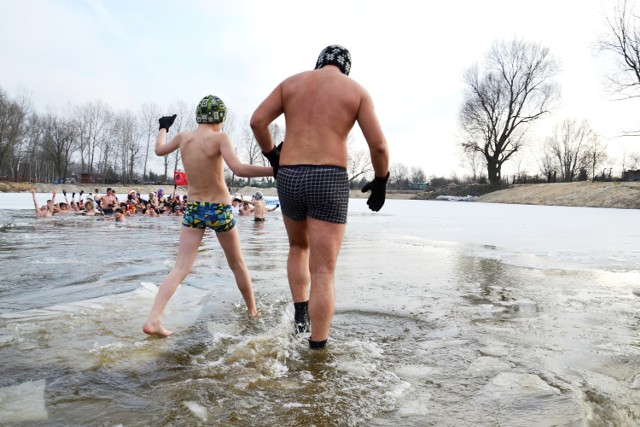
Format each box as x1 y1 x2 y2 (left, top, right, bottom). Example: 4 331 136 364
31 186 277 223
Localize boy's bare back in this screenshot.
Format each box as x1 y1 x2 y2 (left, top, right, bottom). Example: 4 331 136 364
175 126 231 204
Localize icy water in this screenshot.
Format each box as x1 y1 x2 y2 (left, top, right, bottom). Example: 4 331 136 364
0 196 639 426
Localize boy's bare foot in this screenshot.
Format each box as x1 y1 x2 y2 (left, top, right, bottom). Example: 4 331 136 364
142 320 173 337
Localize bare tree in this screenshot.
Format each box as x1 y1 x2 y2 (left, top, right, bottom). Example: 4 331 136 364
461 150 485 182
389 162 409 189
112 110 141 184
74 100 112 179
44 113 78 183
459 38 560 185
138 102 160 180
410 166 427 184
0 89 30 180
544 119 598 182
600 0 640 97
599 0 640 135
345 134 373 184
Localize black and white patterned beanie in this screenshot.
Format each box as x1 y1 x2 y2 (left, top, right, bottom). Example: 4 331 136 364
314 45 351 76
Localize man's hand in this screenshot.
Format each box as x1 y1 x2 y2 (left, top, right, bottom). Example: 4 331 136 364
262 141 284 178
361 172 390 212
159 114 177 131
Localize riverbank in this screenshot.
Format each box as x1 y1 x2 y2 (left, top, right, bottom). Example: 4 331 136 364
477 181 640 209
2 180 639 209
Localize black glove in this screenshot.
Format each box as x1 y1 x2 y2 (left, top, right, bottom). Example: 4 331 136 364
159 114 177 131
361 172 390 212
62 189 67 196
262 141 284 178
79 190 84 197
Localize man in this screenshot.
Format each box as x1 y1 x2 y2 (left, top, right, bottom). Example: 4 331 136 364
250 45 389 349
247 191 279 221
30 187 54 218
143 95 273 337
96 188 118 215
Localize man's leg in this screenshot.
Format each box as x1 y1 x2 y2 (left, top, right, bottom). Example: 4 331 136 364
306 217 346 344
143 226 204 337
215 227 258 316
283 216 311 331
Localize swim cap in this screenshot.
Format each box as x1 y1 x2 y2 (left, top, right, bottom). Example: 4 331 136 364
196 95 227 124
157 188 164 198
315 45 351 76
253 191 263 200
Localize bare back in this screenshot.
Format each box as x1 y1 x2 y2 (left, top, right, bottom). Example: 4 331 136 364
176 127 230 204
279 67 368 167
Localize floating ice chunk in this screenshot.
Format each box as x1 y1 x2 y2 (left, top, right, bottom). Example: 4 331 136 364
0 379 48 423
183 401 208 422
468 356 512 375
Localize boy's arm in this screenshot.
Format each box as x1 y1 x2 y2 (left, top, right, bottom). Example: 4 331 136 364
155 130 181 157
155 115 179 157
220 134 274 178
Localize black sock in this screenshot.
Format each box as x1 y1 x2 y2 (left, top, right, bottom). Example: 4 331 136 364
308 339 327 350
294 301 309 333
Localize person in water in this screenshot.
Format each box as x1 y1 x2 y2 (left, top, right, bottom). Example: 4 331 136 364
250 45 390 349
245 191 279 222
143 95 273 337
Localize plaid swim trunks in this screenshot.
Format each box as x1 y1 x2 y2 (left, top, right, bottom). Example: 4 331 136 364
277 165 349 224
182 201 236 232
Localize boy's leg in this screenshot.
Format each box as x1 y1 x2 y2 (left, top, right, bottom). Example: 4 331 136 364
143 226 204 337
215 227 258 316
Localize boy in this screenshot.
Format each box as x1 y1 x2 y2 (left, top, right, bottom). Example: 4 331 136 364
143 95 273 337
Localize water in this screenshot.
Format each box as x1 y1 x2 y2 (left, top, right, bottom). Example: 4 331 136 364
0 196 638 426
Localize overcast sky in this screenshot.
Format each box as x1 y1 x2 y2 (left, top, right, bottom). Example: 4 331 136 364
1 0 639 178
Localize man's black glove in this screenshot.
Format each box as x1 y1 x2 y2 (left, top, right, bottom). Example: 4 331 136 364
361 172 390 212
159 114 177 131
262 141 284 178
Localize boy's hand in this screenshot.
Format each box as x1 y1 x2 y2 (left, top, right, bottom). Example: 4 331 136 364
159 114 177 131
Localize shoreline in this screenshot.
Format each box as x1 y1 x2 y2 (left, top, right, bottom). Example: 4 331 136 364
2 180 639 209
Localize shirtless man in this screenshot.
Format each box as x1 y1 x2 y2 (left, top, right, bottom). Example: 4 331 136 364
30 187 54 218
143 95 273 337
250 45 389 349
247 191 279 222
96 188 118 215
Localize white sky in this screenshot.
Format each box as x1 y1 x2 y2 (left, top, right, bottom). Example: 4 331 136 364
1 0 639 178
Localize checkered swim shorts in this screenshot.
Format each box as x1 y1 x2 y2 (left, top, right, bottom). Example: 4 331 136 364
277 165 349 224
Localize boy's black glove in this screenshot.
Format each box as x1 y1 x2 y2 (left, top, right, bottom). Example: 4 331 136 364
262 141 284 178
159 114 177 131
361 172 390 212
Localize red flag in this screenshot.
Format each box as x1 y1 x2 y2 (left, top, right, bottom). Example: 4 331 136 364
174 170 188 186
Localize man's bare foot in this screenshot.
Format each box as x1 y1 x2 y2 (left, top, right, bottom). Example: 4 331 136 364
142 320 173 337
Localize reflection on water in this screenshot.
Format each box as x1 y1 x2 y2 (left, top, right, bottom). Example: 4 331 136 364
0 203 639 426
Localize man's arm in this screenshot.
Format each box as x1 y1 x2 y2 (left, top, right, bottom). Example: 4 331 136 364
250 85 284 153
357 91 389 177
31 188 43 217
357 90 390 212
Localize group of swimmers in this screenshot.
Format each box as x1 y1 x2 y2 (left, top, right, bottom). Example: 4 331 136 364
31 186 278 223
